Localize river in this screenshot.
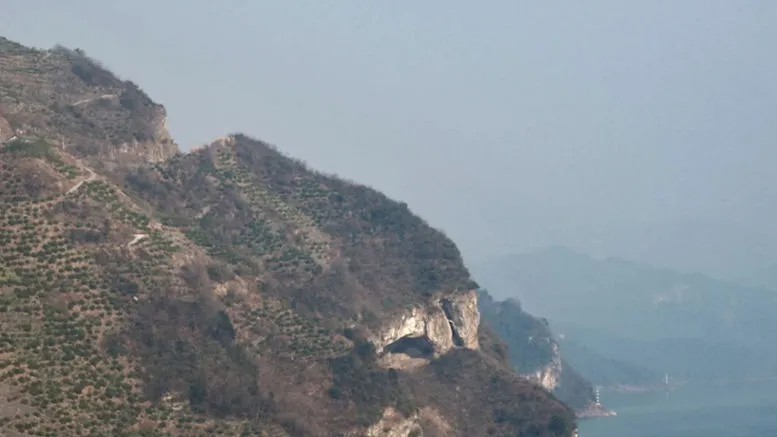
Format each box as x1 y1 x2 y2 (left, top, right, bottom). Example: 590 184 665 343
578 379 777 437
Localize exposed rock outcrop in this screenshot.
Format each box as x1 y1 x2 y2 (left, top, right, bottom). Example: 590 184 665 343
370 290 480 367
365 407 423 437
442 290 480 347
523 343 563 391
0 38 179 170
477 289 597 410
103 111 177 165
365 407 451 437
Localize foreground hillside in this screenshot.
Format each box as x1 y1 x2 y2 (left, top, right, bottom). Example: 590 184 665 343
474 247 777 385
0 37 575 437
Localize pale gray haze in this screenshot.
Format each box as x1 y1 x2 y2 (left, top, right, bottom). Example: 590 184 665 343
6 1 777 287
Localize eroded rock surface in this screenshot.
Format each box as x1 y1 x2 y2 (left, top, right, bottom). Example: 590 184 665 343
366 407 423 437
370 290 480 366
440 290 480 349
523 343 563 391
365 407 452 437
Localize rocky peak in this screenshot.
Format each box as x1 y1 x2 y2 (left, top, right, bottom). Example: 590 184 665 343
0 40 178 170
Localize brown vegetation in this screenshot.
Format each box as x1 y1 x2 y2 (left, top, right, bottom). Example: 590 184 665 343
0 36 575 437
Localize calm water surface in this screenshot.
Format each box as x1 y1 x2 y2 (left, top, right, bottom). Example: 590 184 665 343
579 379 777 437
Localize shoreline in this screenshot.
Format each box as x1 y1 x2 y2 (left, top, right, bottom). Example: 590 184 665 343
576 404 617 420
601 383 680 394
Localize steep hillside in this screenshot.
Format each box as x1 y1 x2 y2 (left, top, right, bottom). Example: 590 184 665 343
474 247 777 384
0 38 176 168
0 37 575 437
477 291 595 410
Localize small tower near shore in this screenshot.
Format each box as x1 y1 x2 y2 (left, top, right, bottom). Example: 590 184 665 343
594 386 601 407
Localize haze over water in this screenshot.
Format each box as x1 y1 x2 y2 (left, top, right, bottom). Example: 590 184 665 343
580 379 777 437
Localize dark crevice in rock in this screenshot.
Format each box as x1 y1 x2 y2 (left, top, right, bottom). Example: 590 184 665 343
439 298 464 347
384 335 436 359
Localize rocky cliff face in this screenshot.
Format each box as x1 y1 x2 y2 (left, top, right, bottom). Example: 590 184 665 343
0 37 576 437
371 290 480 368
0 38 178 170
524 343 563 391
477 290 596 410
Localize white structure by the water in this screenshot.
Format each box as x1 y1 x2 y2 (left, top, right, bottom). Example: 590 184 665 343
594 386 601 407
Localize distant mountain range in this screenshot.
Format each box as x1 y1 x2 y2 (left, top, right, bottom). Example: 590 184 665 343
563 219 777 292
473 246 777 386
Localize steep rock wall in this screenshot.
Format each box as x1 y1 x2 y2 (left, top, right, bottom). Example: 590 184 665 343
103 110 177 165
0 41 179 169
477 289 596 410
370 290 480 361
523 343 563 391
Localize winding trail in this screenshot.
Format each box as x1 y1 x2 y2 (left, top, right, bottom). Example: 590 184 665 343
195 205 211 219
128 233 147 247
71 94 118 107
66 167 96 194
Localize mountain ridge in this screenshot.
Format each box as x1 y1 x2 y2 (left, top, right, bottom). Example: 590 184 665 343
0 37 177 168
0 37 575 437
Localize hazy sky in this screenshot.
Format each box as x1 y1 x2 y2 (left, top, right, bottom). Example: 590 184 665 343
5 2 777 284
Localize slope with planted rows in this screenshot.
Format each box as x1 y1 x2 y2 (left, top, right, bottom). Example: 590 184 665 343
0 36 576 437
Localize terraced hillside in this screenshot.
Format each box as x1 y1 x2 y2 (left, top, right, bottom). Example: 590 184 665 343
0 36 576 437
